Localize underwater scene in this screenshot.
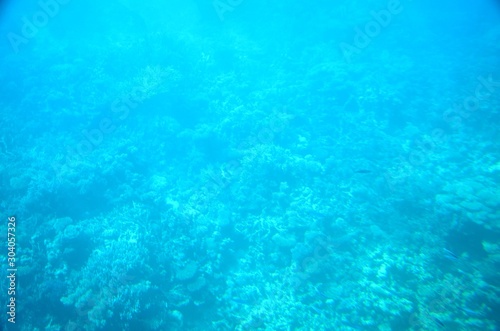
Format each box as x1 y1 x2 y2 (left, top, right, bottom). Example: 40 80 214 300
0 0 499 330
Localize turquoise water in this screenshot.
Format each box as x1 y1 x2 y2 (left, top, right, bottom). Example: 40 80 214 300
1 0 499 330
